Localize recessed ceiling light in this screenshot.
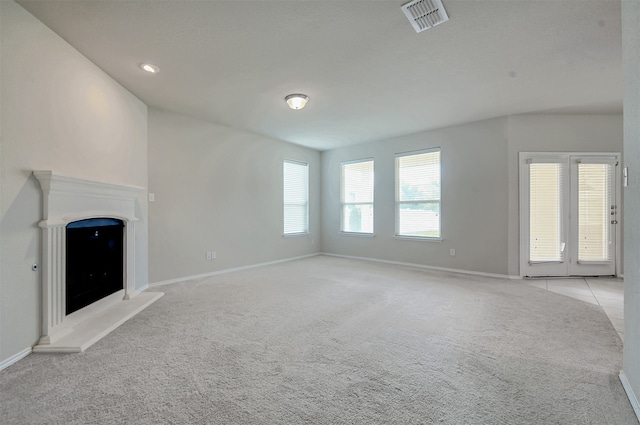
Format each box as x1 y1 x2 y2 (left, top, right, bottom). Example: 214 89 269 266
285 94 309 110
140 63 159 74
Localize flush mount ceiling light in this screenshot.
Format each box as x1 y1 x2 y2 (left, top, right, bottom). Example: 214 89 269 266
285 94 309 110
140 63 159 74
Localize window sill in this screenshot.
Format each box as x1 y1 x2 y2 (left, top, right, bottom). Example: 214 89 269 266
340 231 375 238
283 232 309 238
394 235 442 242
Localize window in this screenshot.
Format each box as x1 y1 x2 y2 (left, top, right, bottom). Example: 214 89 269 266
341 159 374 234
283 160 308 235
395 149 441 239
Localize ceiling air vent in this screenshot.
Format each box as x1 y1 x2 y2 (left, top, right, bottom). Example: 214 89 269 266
401 0 449 33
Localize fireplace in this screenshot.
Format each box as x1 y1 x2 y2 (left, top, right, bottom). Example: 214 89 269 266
66 218 124 315
33 171 163 353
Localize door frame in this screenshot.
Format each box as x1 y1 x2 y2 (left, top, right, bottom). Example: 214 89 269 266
519 152 622 278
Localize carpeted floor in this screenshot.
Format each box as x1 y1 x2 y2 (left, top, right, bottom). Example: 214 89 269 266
1 255 637 424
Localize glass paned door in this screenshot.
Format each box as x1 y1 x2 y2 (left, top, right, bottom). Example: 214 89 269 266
568 158 616 276
520 153 619 277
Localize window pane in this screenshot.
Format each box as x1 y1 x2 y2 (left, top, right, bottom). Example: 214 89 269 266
529 163 563 262
398 203 440 237
578 163 611 261
342 161 374 203
398 151 440 202
342 204 374 233
283 161 308 234
284 205 308 234
396 149 440 238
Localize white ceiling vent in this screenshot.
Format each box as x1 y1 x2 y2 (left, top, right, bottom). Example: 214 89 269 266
401 0 449 33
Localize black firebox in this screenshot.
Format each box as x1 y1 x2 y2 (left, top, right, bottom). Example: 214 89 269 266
66 218 124 315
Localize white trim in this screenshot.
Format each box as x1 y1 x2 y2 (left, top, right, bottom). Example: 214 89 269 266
149 253 320 288
283 158 308 167
0 347 32 371
620 371 640 422
340 231 375 238
394 147 441 157
393 235 442 242
340 157 375 167
320 252 518 280
282 232 310 238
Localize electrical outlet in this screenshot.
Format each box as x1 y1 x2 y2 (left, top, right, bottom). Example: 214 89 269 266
206 251 212 260
211 251 216 259
450 248 456 257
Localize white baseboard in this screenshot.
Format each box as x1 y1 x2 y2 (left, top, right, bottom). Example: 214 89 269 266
320 252 518 280
149 253 321 288
620 371 640 421
0 347 32 371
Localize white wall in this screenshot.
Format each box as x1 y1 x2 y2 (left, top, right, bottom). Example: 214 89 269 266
321 118 510 275
622 0 640 416
506 114 624 276
0 1 148 365
147 108 320 284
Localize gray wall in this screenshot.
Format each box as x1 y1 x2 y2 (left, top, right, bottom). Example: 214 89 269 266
321 118 510 275
0 1 148 364
321 114 623 277
622 0 640 413
147 108 320 284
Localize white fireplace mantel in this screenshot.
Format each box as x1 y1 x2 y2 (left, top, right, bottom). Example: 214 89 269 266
32 171 163 353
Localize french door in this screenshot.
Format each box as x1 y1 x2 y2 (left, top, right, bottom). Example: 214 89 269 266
520 153 620 277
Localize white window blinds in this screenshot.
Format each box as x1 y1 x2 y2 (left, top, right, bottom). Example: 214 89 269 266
529 162 564 262
395 149 441 238
341 159 374 233
578 162 613 261
283 160 309 235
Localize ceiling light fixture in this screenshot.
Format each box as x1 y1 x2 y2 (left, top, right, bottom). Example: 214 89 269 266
285 94 309 110
140 63 159 74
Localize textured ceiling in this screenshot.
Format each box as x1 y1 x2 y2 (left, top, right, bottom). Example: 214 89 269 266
17 0 623 151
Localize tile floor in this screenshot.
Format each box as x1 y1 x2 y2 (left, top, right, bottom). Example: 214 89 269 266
525 277 624 341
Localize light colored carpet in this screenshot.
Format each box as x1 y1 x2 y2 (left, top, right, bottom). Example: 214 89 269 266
1 255 637 424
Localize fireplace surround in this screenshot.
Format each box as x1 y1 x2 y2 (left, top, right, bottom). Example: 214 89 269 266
33 171 163 352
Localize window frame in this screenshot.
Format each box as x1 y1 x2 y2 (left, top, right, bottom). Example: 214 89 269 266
395 148 442 241
283 159 309 236
340 158 375 235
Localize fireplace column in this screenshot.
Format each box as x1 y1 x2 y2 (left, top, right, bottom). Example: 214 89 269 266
40 224 66 344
